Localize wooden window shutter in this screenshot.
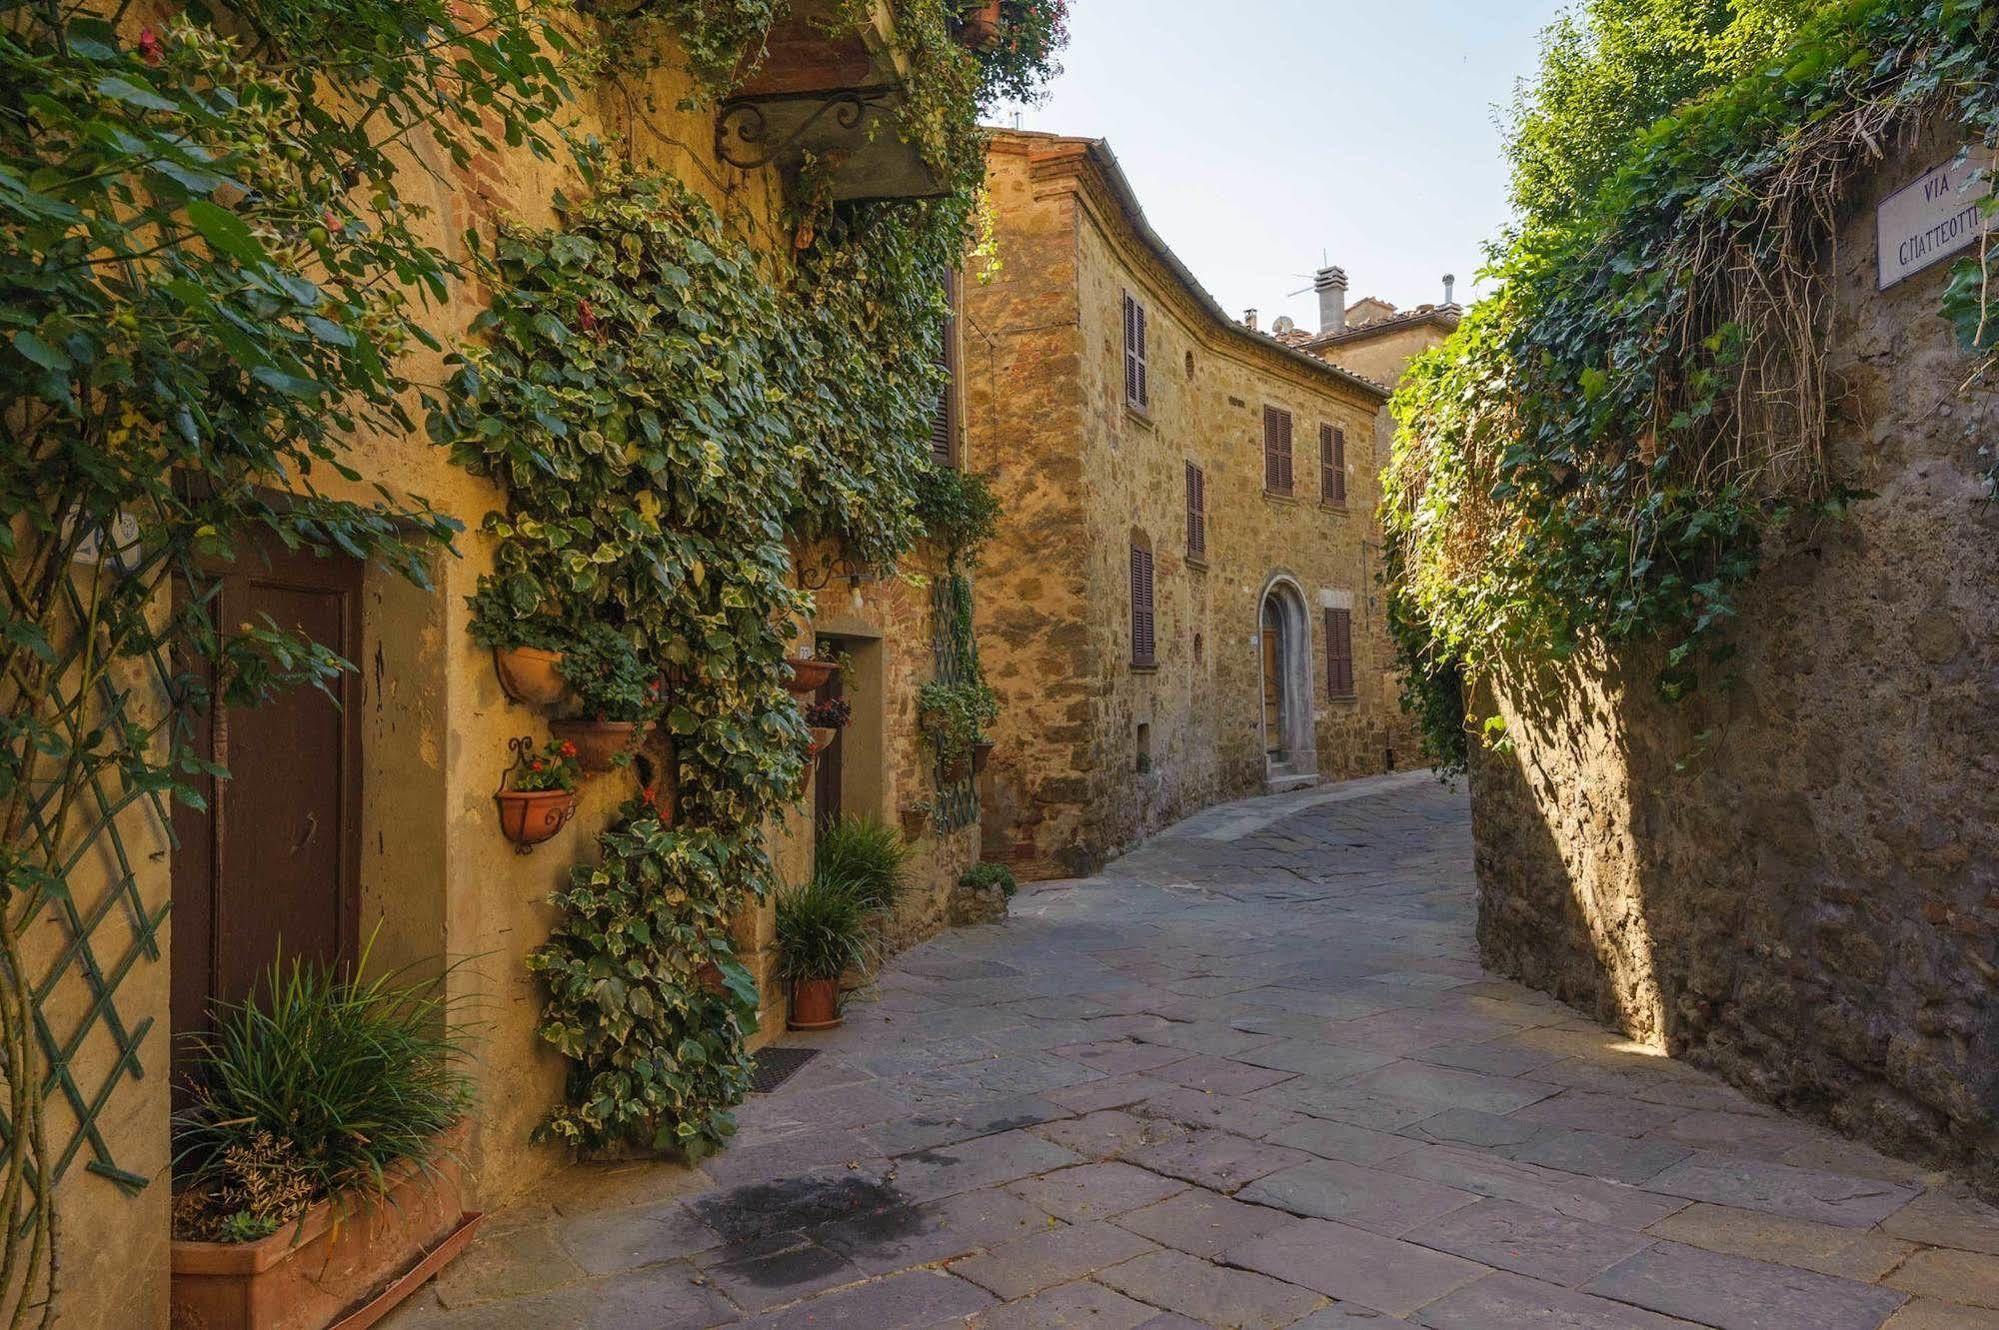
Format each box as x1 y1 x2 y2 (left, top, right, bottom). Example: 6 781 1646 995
1264 407 1293 494
1122 293 1140 407
1130 545 1155 667
1135 301 1149 407
1320 423 1346 503
1325 608 1354 698
1185 463 1206 559
932 271 959 466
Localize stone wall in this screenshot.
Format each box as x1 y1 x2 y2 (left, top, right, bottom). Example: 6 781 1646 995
1470 139 1999 1194
970 133 1407 880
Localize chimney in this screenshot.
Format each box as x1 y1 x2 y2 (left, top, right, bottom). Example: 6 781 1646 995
1443 273 1457 307
1314 265 1348 334
1243 308 1259 332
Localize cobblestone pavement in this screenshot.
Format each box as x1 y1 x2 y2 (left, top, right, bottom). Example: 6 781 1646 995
388 772 1999 1329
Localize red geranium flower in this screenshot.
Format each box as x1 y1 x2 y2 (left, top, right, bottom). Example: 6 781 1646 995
137 28 162 63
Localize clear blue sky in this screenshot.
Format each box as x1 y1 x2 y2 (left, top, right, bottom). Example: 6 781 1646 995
994 0 1570 328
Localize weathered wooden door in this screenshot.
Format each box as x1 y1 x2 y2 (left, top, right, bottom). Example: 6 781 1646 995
1261 599 1286 760
171 534 363 1064
812 667 844 830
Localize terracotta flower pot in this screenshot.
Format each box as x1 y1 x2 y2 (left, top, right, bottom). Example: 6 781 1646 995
549 718 640 772
788 977 842 1031
957 0 1002 48
170 1128 478 1330
897 805 930 839
971 739 995 774
495 788 577 850
492 646 568 706
783 657 840 695
807 726 839 758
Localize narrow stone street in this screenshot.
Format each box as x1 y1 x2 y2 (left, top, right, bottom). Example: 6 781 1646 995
389 773 1998 1330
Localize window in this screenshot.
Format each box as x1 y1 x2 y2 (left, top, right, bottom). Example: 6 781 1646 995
1129 538 1156 668
1320 423 1347 505
1263 406 1294 494
1122 291 1149 410
1135 722 1152 774
1185 462 1206 561
1325 607 1355 699
931 271 960 466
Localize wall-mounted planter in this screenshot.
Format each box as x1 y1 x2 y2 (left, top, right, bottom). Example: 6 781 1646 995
495 788 577 851
897 805 930 839
493 646 568 706
788 977 842 1031
956 0 1002 49
807 726 839 759
169 1132 477 1330
783 657 841 695
549 718 640 773
971 739 995 775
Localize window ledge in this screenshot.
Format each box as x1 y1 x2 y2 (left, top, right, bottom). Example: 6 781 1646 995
1326 693 1359 705
1263 489 1299 505
1130 662 1159 674
1124 402 1155 430
1319 500 1350 513
1185 555 1208 571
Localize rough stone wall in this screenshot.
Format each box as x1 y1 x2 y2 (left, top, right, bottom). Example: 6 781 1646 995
971 134 1405 880
1310 318 1454 390
1470 142 1999 1193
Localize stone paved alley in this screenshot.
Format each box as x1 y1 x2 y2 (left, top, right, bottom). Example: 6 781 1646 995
387 773 1999 1329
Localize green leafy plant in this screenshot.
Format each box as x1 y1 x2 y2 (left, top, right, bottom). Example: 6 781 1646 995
467 585 569 652
172 946 474 1222
919 678 1000 769
510 738 583 793
804 698 853 729
215 1212 283 1244
775 875 876 984
558 623 664 723
913 465 1003 565
959 861 1017 899
969 0 1070 106
814 814 910 912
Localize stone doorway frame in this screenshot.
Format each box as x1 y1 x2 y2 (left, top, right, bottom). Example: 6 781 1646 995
1256 572 1317 788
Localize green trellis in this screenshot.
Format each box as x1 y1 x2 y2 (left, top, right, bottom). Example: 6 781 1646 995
929 577 981 833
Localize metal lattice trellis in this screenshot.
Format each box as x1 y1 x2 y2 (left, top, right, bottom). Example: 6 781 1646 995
929 577 981 833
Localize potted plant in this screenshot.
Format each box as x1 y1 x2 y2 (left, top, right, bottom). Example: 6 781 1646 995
919 678 1001 781
775 875 874 1031
802 696 851 758
494 737 581 850
469 593 569 707
815 814 909 914
783 650 841 696
955 0 1002 48
170 947 478 1330
552 623 662 771
897 802 931 839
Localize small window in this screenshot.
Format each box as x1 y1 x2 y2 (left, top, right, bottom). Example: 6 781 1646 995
1129 537 1156 668
1185 462 1206 561
1122 291 1150 410
1135 722 1152 774
1263 406 1294 495
1193 632 1204 664
1320 423 1347 505
1184 350 1195 379
931 271 960 466
1325 607 1355 699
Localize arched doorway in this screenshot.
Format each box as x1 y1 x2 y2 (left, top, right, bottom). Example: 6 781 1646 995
1257 576 1316 785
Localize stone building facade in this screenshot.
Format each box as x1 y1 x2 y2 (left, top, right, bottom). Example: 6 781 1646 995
1469 131 1999 1193
967 131 1405 881
50 12 986 1327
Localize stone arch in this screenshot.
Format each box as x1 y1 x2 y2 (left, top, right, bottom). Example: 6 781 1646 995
1256 572 1316 784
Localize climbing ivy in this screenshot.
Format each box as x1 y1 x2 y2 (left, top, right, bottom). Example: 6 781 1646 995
1384 0 1999 771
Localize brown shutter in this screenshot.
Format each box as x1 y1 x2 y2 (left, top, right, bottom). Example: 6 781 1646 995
932 271 958 466
1185 462 1205 558
1135 301 1149 407
1334 426 1347 503
1123 293 1139 406
1264 407 1293 494
1325 607 1354 697
1130 545 1155 667
1320 423 1347 503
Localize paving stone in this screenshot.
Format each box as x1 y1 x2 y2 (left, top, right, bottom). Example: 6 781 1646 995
1408 1040 1569 1079
860 1096 1071 1156
1268 1115 1421 1166
1224 1216 1491 1316
1644 1202 1916 1281
1236 1039 1401 1082
1582 1240 1909 1330
1498 1127 1692 1184
433 1222 588 1307
1404 1198 1655 1287
1047 1073 1176 1114
1508 1092 1688 1139
1292 1308 1412 1326
1881 1188 1999 1255
1344 1061 1558 1115
738 1268 997 1329
1032 1108 1186 1159
1388 1144 1688 1231
1642 1109 1839 1161
1113 1188 1295 1257
888 1129 1085 1202
950 1220 1158 1299
702 1240 863 1312
1642 1153 1921 1230
1411 1271 1699 1329
1403 1108 1541 1149
1239 1158 1477 1236
1006 1161 1188 1221
813 1186 1053 1275
1883 1299 1999 1329
1055 1039 1197 1076
551 1198 723 1275
1136 1022 1286 1057
388 1261 740 1330
1122 1129 1311 1193
1139 1086 1307 1138
1252 1078 1439 1132
1150 1053 1298 1096
1886 1248 1999 1309
969 1279 1161 1329
1094 1248 1326 1329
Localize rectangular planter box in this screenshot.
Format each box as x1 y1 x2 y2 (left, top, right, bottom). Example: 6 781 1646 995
170 1129 474 1330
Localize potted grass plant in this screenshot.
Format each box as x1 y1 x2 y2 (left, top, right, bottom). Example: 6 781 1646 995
170 946 478 1330
775 875 875 1030
552 623 662 771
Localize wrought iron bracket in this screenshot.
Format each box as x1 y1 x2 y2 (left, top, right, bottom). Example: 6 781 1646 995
715 87 898 171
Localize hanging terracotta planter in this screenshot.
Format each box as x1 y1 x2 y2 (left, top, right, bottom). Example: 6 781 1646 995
493 646 568 706
783 656 840 695
897 805 931 839
495 788 577 850
788 977 842 1031
956 0 1002 49
807 726 839 759
549 718 640 773
971 739 995 775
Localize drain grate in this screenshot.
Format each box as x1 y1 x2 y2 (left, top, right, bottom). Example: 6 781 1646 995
748 1046 821 1094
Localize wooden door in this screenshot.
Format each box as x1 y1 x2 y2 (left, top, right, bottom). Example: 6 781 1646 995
1261 599 1286 760
812 667 844 830
171 534 363 1066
